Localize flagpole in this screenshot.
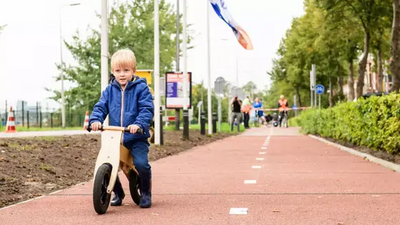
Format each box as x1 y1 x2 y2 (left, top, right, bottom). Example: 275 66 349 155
206 0 212 135
154 0 161 145
183 0 187 108
101 0 109 126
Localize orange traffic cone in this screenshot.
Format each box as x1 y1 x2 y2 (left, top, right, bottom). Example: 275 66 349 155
83 111 89 130
5 106 16 133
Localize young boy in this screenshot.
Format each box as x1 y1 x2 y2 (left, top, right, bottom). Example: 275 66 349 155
89 49 154 208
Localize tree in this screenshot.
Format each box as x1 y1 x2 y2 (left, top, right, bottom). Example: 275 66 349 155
316 0 392 98
267 1 342 108
48 0 188 113
372 14 392 92
391 0 400 92
267 0 393 109
242 81 257 99
320 5 364 101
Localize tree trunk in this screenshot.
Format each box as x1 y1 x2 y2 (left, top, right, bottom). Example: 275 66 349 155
377 44 384 92
338 76 344 96
348 59 355 101
356 31 371 98
390 0 400 92
329 73 333 107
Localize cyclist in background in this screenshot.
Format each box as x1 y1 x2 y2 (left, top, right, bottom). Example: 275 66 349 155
253 97 266 125
278 95 289 127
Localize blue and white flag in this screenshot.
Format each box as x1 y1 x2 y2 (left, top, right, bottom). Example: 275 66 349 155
209 0 253 50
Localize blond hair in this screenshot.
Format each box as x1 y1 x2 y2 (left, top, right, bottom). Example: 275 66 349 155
111 49 137 71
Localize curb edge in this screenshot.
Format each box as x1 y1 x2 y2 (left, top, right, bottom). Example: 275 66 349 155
309 135 400 172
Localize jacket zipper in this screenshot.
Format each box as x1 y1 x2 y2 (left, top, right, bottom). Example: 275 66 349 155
120 87 125 144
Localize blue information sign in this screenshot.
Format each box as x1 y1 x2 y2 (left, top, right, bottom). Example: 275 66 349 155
316 84 325 94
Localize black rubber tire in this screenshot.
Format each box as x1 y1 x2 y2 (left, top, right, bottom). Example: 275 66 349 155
93 164 112 214
129 169 142 205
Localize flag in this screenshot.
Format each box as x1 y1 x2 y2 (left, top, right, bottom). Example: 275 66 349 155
209 0 253 50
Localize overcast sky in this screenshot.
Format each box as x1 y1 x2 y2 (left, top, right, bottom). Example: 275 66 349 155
0 0 304 111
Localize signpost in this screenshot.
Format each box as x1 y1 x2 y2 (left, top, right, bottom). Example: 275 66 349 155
316 84 324 109
165 71 192 109
159 77 165 96
214 77 226 132
197 101 203 126
311 64 317 107
310 71 314 108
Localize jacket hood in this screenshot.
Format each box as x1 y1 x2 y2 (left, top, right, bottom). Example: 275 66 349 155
111 75 148 90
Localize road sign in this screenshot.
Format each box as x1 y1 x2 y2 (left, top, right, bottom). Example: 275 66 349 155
165 71 192 109
316 84 324 94
214 77 226 96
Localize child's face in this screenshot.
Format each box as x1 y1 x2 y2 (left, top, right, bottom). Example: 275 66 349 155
112 66 135 87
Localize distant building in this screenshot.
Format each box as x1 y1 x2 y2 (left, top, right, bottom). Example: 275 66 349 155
342 54 391 101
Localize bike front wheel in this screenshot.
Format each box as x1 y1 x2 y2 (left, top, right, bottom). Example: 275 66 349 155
93 164 112 214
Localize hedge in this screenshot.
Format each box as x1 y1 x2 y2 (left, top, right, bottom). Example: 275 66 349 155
292 93 400 154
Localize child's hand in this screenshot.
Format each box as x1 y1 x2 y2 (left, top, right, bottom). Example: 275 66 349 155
91 122 102 131
127 124 141 134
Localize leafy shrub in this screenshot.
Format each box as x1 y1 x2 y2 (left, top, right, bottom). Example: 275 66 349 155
296 93 400 154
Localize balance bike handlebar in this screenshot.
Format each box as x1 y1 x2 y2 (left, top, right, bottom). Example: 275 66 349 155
87 125 144 135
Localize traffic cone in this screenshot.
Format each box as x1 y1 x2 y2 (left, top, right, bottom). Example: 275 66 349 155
83 111 89 130
5 106 16 133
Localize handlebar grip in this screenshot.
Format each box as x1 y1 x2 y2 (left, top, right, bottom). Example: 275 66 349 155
123 127 144 134
86 124 103 132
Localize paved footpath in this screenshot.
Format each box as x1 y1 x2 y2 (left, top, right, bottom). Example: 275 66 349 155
2 126 400 225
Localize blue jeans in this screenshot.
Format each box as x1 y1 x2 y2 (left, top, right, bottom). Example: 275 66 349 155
130 140 152 193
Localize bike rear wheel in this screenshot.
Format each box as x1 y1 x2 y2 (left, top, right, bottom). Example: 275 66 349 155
129 169 142 205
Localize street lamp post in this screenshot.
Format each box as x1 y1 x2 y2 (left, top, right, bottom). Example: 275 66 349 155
59 3 80 129
182 0 189 139
206 0 212 135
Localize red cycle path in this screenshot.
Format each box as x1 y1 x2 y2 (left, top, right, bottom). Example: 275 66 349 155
1 127 400 225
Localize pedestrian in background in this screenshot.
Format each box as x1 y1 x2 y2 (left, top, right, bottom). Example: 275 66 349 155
230 96 242 132
241 96 252 129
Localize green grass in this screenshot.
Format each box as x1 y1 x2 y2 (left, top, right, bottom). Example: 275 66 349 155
164 122 245 133
0 126 82 132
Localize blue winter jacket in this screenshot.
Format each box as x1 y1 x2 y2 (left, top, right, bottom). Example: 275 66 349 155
89 76 154 149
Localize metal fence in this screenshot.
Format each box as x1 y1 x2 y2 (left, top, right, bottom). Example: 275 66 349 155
1 99 87 129
0 110 85 129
